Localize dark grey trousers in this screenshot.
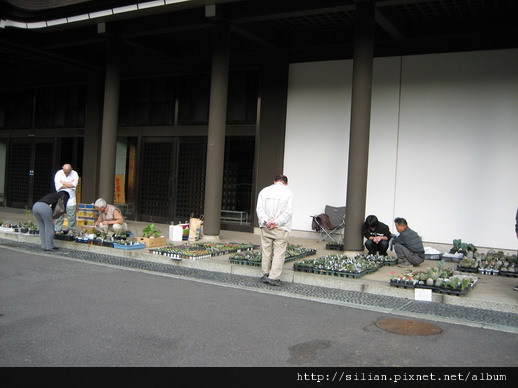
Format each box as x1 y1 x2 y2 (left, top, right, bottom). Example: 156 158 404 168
394 243 424 265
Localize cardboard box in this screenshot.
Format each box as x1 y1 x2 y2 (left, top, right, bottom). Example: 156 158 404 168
137 236 167 248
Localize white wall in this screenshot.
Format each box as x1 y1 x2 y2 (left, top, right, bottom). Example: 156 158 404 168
284 60 352 230
395 50 518 249
284 49 518 250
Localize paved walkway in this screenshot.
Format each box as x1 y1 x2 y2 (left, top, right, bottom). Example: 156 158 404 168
1 206 517 333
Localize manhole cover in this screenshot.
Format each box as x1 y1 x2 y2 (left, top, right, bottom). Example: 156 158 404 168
376 318 442 336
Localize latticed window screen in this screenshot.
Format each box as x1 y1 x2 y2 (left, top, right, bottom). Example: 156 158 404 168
178 75 210 125
119 78 175 126
227 71 258 124
7 143 31 204
139 142 174 218
175 139 207 220
35 86 86 128
3 91 33 129
222 137 254 215
33 143 54 202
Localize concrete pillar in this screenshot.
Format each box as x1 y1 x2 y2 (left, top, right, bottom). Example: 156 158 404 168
344 0 375 251
98 39 121 203
81 73 103 203
203 21 231 237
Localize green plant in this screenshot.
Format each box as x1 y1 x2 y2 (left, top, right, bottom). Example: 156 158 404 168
23 207 37 229
450 239 477 254
142 224 161 238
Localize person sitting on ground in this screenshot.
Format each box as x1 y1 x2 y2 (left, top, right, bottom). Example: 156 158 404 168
94 198 128 234
362 215 391 256
391 217 424 268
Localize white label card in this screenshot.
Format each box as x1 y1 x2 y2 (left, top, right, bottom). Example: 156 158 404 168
414 288 432 302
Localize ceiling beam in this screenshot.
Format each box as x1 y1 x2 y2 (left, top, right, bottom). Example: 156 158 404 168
0 38 102 70
231 25 278 50
375 9 405 40
122 37 178 59
229 4 355 24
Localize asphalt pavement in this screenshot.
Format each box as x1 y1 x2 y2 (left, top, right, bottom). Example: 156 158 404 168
1 245 517 368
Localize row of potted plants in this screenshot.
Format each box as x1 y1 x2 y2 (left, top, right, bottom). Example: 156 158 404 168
149 242 256 260
457 250 517 277
390 263 478 295
228 244 317 266
1 219 39 234
293 254 385 278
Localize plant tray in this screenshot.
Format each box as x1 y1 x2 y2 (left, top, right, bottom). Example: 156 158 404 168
456 266 479 273
424 253 442 260
389 280 416 289
499 271 518 278
380 259 398 266
390 280 477 296
229 258 261 266
230 250 317 267
113 243 146 250
293 267 368 279
54 234 76 241
326 243 344 251
435 287 470 296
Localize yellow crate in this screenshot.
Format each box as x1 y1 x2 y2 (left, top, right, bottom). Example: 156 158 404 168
77 219 96 226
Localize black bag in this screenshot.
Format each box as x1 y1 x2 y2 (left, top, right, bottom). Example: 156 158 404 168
52 196 66 219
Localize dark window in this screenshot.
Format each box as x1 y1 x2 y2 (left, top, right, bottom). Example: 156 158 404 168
175 138 207 220
1 90 33 129
119 78 175 126
222 136 255 215
178 74 211 125
35 86 86 128
227 71 258 124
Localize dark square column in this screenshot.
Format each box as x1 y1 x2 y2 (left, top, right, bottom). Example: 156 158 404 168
344 0 375 251
203 21 231 237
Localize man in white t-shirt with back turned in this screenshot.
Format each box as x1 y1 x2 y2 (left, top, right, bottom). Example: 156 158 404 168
256 174 293 287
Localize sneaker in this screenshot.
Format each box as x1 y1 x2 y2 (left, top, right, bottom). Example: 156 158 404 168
260 274 269 283
265 278 282 286
397 262 413 268
513 285 518 291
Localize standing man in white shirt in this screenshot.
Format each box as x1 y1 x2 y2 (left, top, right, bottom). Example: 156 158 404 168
256 174 293 286
54 163 79 233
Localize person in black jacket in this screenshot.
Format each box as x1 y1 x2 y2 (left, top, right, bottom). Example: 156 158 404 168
32 191 69 251
392 217 425 268
362 215 391 256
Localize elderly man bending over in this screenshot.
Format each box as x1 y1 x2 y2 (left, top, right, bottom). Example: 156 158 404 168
94 198 128 234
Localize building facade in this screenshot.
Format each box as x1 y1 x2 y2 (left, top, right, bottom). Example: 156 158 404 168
1 0 517 248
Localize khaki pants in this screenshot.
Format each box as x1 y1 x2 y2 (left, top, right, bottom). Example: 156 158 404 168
95 222 128 234
260 227 289 280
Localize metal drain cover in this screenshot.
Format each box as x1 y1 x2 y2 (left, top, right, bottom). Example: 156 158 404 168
376 318 442 336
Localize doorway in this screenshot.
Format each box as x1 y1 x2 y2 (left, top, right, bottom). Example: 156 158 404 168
6 139 55 208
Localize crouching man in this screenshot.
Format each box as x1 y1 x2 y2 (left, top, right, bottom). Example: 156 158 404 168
392 217 424 268
94 198 128 234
